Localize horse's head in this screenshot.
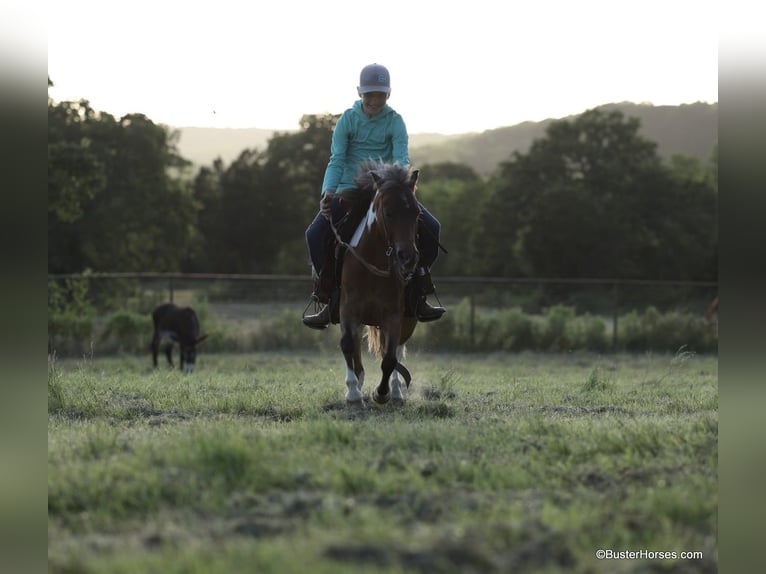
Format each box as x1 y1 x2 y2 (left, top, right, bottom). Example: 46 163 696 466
369 164 421 280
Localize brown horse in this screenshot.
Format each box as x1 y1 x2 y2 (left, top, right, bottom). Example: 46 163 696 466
336 162 421 407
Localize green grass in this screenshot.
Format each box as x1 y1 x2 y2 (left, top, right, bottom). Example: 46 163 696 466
48 350 717 573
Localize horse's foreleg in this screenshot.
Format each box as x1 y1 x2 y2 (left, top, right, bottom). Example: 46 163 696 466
373 328 399 405
390 344 406 405
151 332 160 367
164 343 174 367
354 342 365 393
340 323 364 407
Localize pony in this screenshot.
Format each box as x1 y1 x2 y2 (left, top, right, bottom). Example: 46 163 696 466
334 162 422 407
150 303 208 373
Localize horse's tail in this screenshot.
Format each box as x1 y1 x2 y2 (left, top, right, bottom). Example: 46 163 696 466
365 326 409 360
365 326 383 358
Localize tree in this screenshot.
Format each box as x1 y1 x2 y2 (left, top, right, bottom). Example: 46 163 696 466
191 114 336 273
187 160 226 271
48 99 105 273
475 108 717 280
415 162 485 276
48 91 197 272
262 114 336 273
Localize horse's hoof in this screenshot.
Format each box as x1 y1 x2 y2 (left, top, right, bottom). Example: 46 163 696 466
392 398 405 407
346 399 366 409
372 389 390 405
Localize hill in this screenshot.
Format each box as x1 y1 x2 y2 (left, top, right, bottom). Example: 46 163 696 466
174 102 717 176
173 127 460 167
173 127 277 167
410 101 718 176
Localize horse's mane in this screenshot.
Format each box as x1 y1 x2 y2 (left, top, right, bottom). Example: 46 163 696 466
355 161 413 191
337 161 414 213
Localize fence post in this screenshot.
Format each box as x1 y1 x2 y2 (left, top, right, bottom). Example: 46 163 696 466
469 294 475 349
169 277 174 303
612 282 619 349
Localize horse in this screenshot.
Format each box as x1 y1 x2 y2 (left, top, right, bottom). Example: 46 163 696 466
334 162 422 407
150 303 208 373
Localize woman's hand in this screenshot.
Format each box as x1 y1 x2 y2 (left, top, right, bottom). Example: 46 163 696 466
320 191 334 220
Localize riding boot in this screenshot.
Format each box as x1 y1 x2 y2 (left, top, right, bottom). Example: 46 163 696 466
302 268 332 329
303 302 330 329
414 267 446 322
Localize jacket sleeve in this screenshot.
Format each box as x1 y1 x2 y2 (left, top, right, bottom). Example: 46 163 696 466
321 112 351 194
391 113 410 168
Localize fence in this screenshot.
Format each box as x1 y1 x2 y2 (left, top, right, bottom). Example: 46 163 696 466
49 272 718 352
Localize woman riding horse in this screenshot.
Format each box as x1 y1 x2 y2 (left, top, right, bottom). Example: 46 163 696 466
303 63 445 329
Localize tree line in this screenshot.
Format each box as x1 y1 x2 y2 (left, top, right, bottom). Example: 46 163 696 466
48 84 717 282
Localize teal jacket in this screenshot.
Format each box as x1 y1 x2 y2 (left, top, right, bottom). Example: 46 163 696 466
321 100 409 194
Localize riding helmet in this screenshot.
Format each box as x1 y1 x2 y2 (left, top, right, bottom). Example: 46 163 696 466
358 63 391 95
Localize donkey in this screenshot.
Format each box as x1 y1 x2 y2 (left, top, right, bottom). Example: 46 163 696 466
150 303 208 373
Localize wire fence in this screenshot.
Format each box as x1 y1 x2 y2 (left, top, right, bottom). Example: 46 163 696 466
49 272 718 351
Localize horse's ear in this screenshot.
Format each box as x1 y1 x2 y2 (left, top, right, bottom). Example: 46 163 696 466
370 171 383 187
409 169 419 189
196 334 209 345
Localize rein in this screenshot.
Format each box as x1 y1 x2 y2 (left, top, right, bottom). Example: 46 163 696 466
329 216 393 278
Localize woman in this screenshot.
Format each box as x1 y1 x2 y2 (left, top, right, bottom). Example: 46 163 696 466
303 63 445 329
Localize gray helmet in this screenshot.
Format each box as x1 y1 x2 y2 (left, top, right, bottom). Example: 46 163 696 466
358 63 391 95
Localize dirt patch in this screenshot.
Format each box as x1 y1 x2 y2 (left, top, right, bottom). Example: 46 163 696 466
538 405 629 416
324 519 576 573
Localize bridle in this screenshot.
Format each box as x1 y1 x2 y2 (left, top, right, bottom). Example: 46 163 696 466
330 189 420 281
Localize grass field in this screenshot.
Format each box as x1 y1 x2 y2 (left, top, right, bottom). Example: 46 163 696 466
48 350 717 573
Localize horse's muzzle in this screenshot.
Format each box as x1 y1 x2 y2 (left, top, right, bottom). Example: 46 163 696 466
394 244 419 278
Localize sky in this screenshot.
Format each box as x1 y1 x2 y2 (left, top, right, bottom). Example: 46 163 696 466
46 0 719 135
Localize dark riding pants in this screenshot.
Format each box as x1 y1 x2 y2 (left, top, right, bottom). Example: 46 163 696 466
305 197 441 274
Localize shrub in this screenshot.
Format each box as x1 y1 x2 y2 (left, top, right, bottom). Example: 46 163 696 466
538 305 576 351
473 307 536 351
48 311 95 356
48 278 96 356
410 298 465 351
572 313 609 352
499 307 537 351
101 310 153 353
48 354 65 413
249 310 332 351
618 307 717 353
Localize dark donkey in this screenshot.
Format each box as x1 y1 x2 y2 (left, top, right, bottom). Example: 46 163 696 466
151 303 208 373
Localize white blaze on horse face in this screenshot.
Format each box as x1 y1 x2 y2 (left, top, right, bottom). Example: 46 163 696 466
366 194 379 229
349 216 366 248
350 191 380 248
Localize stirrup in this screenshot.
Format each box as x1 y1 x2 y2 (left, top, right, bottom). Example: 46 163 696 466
416 297 446 322
302 299 331 330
